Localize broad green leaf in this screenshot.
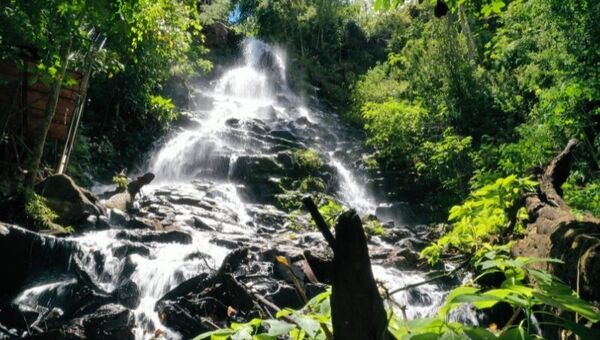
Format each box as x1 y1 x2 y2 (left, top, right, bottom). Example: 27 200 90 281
464 327 498 340
498 326 532 340
264 320 295 336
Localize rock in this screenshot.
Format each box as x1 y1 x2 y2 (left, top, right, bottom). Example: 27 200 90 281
96 215 111 230
406 287 432 306
82 304 134 340
115 230 192 244
375 202 420 226
210 238 240 249
35 174 103 226
0 303 39 332
112 280 140 309
193 217 215 231
105 173 155 211
112 244 151 258
155 249 253 337
0 223 76 299
104 193 130 212
266 283 304 309
128 216 162 230
109 209 128 227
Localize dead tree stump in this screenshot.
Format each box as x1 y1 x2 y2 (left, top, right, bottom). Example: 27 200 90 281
512 139 600 302
330 210 391 340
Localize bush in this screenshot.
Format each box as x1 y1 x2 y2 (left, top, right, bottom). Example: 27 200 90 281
421 175 537 265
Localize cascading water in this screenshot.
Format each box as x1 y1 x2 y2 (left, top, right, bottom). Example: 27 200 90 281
7 38 472 339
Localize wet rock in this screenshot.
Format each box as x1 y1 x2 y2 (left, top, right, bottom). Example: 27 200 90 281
406 287 432 306
82 304 134 340
225 118 240 127
120 257 137 280
35 174 103 226
155 249 253 337
266 283 304 309
115 229 192 244
112 280 140 309
193 217 215 231
22 327 85 339
270 130 297 143
0 223 76 299
96 215 111 230
375 202 419 226
112 244 151 258
109 209 128 227
167 195 203 207
210 238 240 249
104 173 155 211
0 303 39 332
80 215 98 230
128 216 162 230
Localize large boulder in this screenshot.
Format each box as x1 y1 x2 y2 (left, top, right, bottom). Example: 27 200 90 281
35 174 103 226
82 304 135 340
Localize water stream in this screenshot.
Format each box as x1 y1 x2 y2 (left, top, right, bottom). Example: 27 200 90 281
9 38 468 339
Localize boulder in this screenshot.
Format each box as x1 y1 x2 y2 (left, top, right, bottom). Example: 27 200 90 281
0 223 76 299
155 248 253 337
112 280 140 309
115 229 192 244
35 174 103 226
82 304 134 340
104 173 155 211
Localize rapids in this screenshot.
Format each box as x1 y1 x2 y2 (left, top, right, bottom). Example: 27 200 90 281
6 39 472 339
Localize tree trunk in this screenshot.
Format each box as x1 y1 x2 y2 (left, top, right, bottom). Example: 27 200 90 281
24 39 72 187
512 139 600 303
330 210 391 340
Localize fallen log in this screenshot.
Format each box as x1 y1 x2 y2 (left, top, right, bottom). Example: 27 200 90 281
512 139 600 302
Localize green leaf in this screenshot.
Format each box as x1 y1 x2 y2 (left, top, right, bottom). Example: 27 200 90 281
464 327 498 340
294 315 320 338
498 326 532 340
263 320 295 337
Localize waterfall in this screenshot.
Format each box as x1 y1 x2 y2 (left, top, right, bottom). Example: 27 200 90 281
7 38 469 339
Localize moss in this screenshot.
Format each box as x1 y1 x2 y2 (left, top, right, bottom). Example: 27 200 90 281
292 148 324 175
21 187 68 233
363 218 386 236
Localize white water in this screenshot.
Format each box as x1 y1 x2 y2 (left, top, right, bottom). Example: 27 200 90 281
10 39 464 339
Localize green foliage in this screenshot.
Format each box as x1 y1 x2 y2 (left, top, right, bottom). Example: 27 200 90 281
148 95 177 123
0 0 212 183
196 249 600 339
292 149 324 175
363 217 386 236
19 187 69 233
317 198 345 227
562 174 600 218
195 290 332 340
421 175 537 265
112 175 129 190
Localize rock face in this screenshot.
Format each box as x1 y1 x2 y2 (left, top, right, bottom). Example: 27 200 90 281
0 223 76 299
512 140 600 302
35 174 104 226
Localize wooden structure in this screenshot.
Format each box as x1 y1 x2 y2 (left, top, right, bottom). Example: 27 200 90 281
0 59 82 141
